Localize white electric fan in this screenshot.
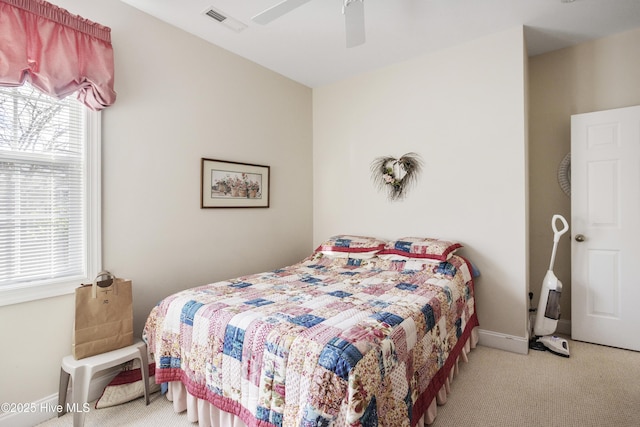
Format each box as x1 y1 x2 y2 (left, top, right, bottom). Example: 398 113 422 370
530 214 570 357
252 0 366 48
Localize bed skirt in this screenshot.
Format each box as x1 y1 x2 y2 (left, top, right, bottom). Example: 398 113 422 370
164 327 479 427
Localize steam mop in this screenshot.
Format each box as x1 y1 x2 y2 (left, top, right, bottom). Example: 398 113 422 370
530 214 571 357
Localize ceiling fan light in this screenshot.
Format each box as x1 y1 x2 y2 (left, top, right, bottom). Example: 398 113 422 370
344 0 365 48
252 0 314 25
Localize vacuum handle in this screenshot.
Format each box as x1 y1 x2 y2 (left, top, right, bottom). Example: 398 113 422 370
548 215 569 270
552 215 569 242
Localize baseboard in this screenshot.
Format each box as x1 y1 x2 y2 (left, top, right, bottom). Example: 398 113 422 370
478 317 573 356
0 367 118 427
477 328 530 354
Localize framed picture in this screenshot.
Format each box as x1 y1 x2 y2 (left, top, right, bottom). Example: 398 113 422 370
201 158 270 208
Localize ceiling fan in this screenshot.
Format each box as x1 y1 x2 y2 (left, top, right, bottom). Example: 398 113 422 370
252 0 366 48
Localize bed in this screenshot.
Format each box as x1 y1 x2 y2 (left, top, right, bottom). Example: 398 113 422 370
143 235 479 427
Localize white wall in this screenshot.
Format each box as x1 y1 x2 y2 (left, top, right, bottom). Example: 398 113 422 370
528 27 640 324
0 0 313 414
313 28 529 347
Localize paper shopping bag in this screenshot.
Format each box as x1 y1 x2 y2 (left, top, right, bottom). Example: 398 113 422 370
72 272 134 359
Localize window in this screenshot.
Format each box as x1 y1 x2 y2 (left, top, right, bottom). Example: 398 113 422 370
0 82 100 306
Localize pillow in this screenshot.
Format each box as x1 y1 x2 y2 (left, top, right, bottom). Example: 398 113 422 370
95 361 161 409
377 253 443 263
315 235 387 254
319 250 381 260
379 237 462 261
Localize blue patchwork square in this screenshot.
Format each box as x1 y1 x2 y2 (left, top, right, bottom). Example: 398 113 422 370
328 290 352 298
290 314 325 328
271 411 283 427
396 282 418 291
301 406 332 427
245 298 274 307
229 281 252 288
335 238 352 247
371 311 404 327
180 300 204 326
159 356 181 369
404 389 413 421
265 341 287 358
370 300 390 309
347 258 362 266
301 276 321 284
318 337 363 380
340 271 357 276
443 286 452 303
435 262 457 277
394 241 413 253
360 396 378 427
222 325 245 361
256 406 270 422
422 304 435 331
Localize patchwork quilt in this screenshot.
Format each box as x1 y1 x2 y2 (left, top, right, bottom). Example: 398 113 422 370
144 253 478 427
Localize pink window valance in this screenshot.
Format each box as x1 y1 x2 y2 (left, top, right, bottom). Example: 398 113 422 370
0 0 116 110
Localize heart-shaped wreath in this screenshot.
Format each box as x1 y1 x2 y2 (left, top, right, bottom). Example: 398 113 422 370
370 152 423 201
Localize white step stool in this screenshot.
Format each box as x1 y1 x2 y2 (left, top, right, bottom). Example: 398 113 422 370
58 339 150 427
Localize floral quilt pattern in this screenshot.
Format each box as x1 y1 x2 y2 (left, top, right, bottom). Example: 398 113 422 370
144 253 478 427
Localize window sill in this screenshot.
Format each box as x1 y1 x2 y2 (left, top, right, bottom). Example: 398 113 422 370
0 276 91 307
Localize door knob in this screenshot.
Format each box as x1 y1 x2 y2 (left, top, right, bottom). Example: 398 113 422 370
575 234 585 242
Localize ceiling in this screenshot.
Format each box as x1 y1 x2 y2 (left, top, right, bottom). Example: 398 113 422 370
120 0 640 88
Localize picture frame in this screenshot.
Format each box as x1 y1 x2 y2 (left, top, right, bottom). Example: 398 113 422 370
201 158 270 208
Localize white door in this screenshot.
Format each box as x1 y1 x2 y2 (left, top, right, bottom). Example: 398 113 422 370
571 105 640 351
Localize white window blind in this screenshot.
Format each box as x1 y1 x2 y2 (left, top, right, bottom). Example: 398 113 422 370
0 83 100 305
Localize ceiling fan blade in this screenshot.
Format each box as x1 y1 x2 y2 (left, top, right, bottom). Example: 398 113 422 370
344 0 365 48
252 0 314 25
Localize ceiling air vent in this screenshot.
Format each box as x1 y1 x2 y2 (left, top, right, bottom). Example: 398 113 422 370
205 9 226 22
202 6 247 32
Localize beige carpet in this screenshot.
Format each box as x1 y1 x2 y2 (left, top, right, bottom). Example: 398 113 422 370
37 337 640 427
431 338 640 427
